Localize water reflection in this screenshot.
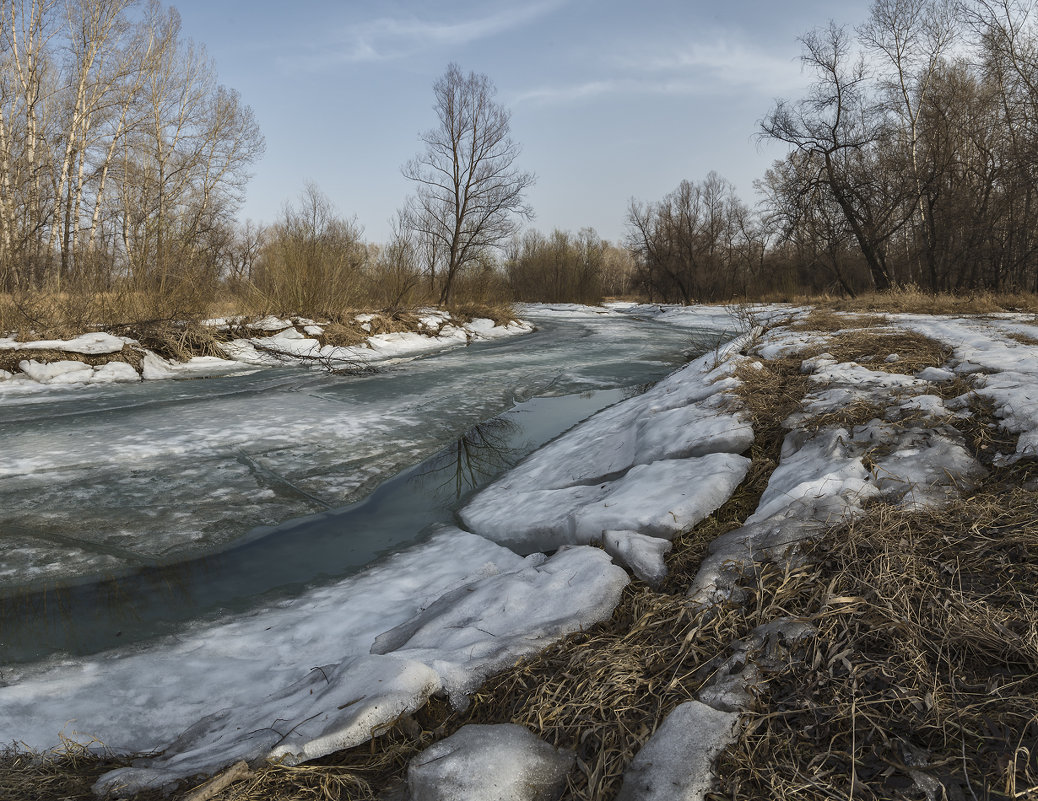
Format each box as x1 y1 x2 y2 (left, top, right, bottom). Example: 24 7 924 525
413 417 522 500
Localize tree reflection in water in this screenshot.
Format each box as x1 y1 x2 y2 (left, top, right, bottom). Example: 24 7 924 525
412 416 523 500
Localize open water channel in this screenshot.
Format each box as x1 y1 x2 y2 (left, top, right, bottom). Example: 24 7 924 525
0 305 736 665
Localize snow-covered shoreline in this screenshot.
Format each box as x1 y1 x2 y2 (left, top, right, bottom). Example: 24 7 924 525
3 302 1037 798
0 309 534 393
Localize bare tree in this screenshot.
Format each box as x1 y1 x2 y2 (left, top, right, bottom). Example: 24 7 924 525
761 23 912 290
403 63 534 305
626 173 749 303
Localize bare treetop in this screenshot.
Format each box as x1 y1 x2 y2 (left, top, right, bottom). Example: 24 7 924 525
403 63 534 305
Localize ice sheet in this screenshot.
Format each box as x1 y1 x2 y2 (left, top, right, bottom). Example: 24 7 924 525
407 724 573 801
461 341 755 553
0 529 523 757
0 533 627 794
0 331 128 354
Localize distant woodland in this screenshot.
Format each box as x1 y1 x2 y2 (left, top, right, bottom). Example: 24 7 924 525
3 0 1038 323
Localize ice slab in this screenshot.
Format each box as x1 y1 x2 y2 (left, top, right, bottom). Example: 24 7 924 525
461 339 754 554
602 529 672 586
4 532 630 795
462 453 749 554
407 724 573 801
854 421 986 507
748 428 877 525
0 529 524 757
615 700 739 801
573 455 750 542
17 359 139 385
0 331 128 354
372 546 629 699
95 655 441 797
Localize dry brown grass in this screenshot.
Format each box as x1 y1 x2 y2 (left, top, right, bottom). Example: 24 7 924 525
815 286 1038 315
317 311 434 349
727 286 1038 314
713 486 1038 801
0 741 128 801
1005 330 1038 346
788 308 891 332
794 328 952 375
444 301 518 327
0 344 145 374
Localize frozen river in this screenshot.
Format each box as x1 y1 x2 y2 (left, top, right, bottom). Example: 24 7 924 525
0 305 738 664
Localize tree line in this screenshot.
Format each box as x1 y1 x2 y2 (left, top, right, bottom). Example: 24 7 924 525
7 0 1038 316
0 0 262 297
633 0 1038 301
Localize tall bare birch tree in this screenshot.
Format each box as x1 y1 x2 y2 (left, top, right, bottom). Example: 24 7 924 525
0 0 262 292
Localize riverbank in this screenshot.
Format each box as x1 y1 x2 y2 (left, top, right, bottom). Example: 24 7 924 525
3 303 1036 800
0 305 531 392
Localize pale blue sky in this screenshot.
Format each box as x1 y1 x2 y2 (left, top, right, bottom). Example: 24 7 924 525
172 0 873 243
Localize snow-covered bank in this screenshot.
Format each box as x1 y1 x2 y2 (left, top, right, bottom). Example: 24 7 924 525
5 303 1038 798
0 309 533 393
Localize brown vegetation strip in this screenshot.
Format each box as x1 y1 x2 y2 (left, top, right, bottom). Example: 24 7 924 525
712 484 1038 801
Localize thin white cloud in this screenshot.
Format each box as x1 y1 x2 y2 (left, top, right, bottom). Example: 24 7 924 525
512 33 807 108
512 74 765 107
635 38 805 95
291 1 568 70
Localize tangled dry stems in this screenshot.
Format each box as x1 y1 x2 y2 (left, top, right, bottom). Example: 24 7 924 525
807 287 1038 315
713 486 1038 801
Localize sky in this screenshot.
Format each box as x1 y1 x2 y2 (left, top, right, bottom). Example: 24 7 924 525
171 0 874 245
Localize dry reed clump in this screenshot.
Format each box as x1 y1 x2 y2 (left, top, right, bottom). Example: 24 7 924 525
317 310 442 349
796 398 891 434
0 343 145 374
788 308 891 332
795 328 952 375
110 320 227 362
1005 330 1038 346
0 741 128 801
712 487 1038 801
444 301 518 327
811 286 1038 314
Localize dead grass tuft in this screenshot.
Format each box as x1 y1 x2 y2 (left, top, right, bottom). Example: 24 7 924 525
445 302 518 327
812 286 1038 314
806 329 952 375
0 343 144 374
0 741 129 801
789 308 890 332
799 398 889 434
111 320 227 362
713 486 1038 801
1005 330 1038 346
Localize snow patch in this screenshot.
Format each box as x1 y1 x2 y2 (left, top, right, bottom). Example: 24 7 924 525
407 724 573 801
